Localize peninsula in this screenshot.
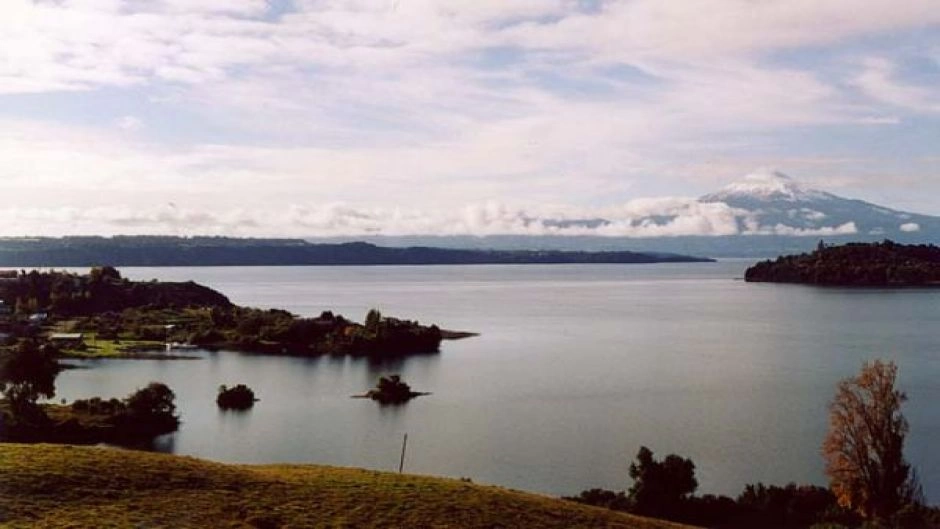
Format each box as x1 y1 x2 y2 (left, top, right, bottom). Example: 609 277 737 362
0 267 447 358
0 236 713 266
744 240 940 286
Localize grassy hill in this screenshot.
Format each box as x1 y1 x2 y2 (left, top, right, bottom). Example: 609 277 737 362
0 444 696 529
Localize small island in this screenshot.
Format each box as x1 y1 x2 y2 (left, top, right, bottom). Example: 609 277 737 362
216 384 257 410
745 240 940 286
355 375 428 404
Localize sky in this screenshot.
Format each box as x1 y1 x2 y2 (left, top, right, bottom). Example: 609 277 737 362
0 0 939 237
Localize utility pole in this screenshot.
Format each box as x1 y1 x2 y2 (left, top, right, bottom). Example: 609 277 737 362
398 433 408 474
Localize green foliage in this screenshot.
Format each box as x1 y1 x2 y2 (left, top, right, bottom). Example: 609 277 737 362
0 340 60 423
124 382 177 422
61 382 180 442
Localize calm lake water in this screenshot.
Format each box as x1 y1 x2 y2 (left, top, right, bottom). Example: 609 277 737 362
53 262 940 501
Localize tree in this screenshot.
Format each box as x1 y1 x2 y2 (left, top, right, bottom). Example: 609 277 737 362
125 382 178 423
0 340 59 423
627 446 697 517
822 360 918 519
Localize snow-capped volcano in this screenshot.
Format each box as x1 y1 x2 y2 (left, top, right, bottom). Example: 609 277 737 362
307 169 939 257
700 169 834 203
520 169 939 242
697 169 937 238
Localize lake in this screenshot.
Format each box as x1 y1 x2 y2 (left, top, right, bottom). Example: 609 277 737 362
53 262 940 501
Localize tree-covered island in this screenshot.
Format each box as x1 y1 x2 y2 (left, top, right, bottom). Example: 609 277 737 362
354 374 429 404
745 240 940 286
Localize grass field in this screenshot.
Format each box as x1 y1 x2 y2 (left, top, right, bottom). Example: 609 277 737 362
59 334 164 358
0 444 697 529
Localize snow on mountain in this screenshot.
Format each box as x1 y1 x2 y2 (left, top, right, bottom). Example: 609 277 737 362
309 170 939 256
700 169 834 203
696 169 938 238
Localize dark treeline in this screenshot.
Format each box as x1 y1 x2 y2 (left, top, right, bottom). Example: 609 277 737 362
0 265 231 317
569 446 938 528
0 268 443 358
745 240 940 286
0 236 713 266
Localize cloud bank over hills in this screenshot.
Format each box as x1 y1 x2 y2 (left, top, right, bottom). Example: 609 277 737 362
1 171 935 241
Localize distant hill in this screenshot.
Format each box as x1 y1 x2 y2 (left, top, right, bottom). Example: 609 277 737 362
745 240 940 286
0 444 695 529
0 236 713 266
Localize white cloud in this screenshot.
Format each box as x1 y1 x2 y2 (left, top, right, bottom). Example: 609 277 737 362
756 222 859 237
900 222 921 232
0 196 869 239
854 58 940 113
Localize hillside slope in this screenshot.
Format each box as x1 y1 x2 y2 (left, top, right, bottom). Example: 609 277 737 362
0 444 696 529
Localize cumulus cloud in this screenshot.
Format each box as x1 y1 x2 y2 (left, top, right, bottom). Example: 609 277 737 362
0 198 868 239
900 222 921 232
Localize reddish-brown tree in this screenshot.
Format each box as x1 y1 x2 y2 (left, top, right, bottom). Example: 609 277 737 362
822 359 918 519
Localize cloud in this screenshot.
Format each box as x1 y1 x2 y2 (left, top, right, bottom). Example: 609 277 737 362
0 0 939 229
854 58 940 113
0 198 868 239
756 222 859 237
900 222 921 232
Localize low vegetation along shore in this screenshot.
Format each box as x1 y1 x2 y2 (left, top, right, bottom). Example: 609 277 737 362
0 444 694 529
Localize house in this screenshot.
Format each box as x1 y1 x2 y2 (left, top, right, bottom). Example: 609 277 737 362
49 333 84 348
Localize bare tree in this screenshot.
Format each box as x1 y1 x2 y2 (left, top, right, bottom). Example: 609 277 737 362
822 359 918 519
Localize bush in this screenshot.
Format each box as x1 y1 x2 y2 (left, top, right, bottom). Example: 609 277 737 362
125 382 178 423
366 375 415 404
